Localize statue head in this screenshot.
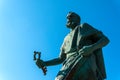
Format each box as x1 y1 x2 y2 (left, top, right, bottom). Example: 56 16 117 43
66 12 81 29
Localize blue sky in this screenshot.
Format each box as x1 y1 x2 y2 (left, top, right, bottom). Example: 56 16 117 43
0 0 120 80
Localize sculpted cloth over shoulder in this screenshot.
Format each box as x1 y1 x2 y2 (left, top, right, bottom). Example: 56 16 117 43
55 23 106 80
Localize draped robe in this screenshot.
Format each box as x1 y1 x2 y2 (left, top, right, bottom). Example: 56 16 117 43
56 23 106 80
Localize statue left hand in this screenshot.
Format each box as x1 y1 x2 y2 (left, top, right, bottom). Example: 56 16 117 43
78 45 94 56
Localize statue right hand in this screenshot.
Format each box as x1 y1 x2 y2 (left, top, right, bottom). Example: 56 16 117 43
36 59 46 68
36 59 47 75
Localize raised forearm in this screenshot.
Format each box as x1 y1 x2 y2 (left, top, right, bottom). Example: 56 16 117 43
44 57 65 66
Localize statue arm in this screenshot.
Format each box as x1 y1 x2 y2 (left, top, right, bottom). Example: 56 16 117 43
82 23 110 49
44 53 66 66
44 57 65 66
36 53 66 70
36 38 67 67
91 32 110 51
79 31 110 56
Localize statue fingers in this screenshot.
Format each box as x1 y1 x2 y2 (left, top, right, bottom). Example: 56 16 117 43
42 66 47 75
36 59 44 68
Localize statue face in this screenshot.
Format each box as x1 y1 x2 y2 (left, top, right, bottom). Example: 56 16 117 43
66 13 80 29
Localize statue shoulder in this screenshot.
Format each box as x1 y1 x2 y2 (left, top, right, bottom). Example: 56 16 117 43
79 23 101 37
81 23 95 29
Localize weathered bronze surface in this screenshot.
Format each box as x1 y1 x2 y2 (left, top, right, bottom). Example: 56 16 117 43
34 12 109 80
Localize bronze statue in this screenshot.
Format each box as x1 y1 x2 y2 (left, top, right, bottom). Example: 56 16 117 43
34 12 110 80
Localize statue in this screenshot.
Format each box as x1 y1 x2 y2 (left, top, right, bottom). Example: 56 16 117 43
34 12 110 80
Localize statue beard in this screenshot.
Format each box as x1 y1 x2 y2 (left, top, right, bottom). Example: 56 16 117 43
66 22 78 29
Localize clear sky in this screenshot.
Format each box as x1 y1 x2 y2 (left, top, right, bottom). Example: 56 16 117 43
0 0 120 80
